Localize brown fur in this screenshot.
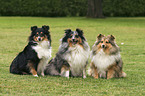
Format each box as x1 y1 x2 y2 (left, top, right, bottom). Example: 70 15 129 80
61 65 70 74
67 36 82 47
89 34 126 79
27 60 37 76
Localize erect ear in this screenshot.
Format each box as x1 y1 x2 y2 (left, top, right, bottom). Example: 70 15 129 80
31 26 37 31
76 28 83 35
97 34 104 40
42 25 49 31
110 35 115 40
64 29 71 34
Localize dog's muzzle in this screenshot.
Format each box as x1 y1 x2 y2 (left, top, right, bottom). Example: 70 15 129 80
101 44 105 48
37 36 42 41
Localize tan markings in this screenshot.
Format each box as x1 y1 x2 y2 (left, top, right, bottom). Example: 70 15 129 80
34 36 38 42
67 38 73 47
67 36 83 47
76 37 82 44
104 40 112 54
27 60 37 76
96 38 113 55
90 62 98 79
43 35 48 41
61 65 70 73
107 64 116 79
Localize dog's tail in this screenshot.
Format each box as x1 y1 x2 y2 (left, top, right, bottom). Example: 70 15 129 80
121 72 127 77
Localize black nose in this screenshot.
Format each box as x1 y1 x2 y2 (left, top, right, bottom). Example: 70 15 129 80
38 38 41 41
102 45 105 48
72 39 75 42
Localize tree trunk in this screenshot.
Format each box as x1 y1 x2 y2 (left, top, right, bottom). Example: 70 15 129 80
87 0 104 18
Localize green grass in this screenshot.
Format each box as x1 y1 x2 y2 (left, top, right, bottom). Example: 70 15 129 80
0 17 145 96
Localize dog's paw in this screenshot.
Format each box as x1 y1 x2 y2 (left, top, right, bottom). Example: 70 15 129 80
33 74 38 77
41 72 45 77
83 75 86 79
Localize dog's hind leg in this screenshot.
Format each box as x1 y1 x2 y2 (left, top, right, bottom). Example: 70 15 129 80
61 65 70 79
107 65 116 79
90 62 99 79
27 60 38 77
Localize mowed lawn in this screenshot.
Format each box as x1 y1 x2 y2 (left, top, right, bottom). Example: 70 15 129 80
0 17 145 96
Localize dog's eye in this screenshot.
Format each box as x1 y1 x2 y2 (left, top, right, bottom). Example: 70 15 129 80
106 41 109 43
101 41 103 43
75 35 79 38
40 34 44 37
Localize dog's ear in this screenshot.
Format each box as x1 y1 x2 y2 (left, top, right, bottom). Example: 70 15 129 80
97 34 104 40
109 35 115 41
64 29 71 34
31 26 37 31
42 25 49 31
76 28 83 35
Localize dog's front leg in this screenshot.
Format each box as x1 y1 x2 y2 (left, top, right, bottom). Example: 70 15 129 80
83 69 86 78
27 60 38 77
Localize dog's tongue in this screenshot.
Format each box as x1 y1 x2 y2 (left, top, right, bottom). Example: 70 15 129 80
72 41 77 45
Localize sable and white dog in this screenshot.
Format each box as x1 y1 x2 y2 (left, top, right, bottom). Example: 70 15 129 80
45 28 90 78
88 34 126 79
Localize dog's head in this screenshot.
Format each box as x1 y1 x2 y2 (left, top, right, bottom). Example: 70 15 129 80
29 25 51 44
96 34 115 49
62 28 86 46
92 34 118 55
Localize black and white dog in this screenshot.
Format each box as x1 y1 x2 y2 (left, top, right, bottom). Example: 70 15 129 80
45 28 90 78
10 25 51 77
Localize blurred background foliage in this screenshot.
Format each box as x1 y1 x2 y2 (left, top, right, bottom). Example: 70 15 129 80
0 0 144 17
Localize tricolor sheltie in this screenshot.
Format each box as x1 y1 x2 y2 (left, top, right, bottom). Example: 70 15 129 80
10 25 51 77
88 34 126 79
45 28 90 78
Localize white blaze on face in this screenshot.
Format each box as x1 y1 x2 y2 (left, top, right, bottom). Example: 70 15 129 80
72 31 77 40
37 36 41 41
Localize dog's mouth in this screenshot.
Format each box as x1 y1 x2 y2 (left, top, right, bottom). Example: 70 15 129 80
71 39 78 45
72 41 77 45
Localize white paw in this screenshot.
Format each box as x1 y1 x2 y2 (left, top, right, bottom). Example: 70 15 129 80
34 74 38 77
83 75 86 79
65 70 69 78
41 72 45 77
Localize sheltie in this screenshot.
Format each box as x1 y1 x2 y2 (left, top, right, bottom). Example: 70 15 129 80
10 25 51 77
45 28 90 78
88 34 126 79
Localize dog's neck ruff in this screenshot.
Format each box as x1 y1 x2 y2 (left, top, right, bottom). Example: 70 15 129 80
32 40 51 59
65 44 90 76
92 49 121 74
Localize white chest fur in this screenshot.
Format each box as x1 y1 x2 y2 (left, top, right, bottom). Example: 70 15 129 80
92 49 121 73
65 45 90 76
32 41 51 59
32 41 52 75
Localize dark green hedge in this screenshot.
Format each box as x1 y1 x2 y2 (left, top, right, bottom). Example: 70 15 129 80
103 0 145 17
0 0 145 17
0 0 87 17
